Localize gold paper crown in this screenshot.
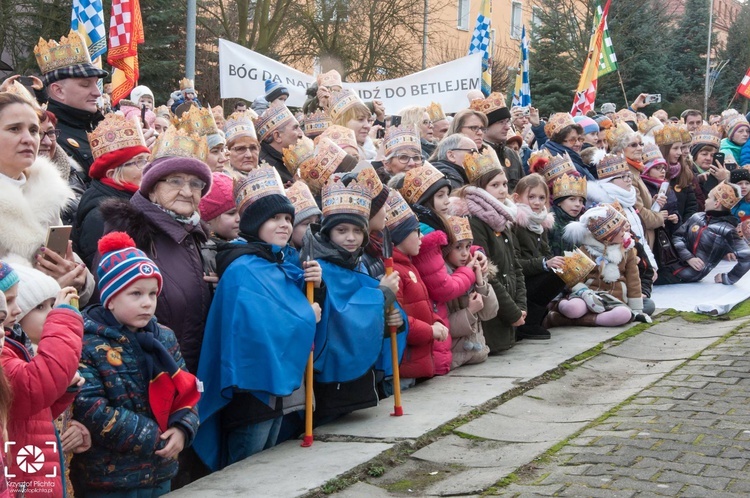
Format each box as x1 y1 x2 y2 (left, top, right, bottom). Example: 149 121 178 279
616 108 637 123
469 92 507 116
710 182 741 210
544 113 576 138
691 125 721 149
321 175 372 219
154 105 171 119
34 30 92 75
176 106 220 137
317 69 343 89
385 190 418 231
301 137 348 195
150 126 208 163
285 181 320 219
552 173 587 200
638 116 662 136
303 109 331 137
400 163 446 205
556 248 596 287
642 143 664 165
224 110 258 143
352 162 384 198
463 150 501 184
596 154 629 180
180 78 195 91
384 124 420 158
586 205 627 243
255 105 296 142
654 123 683 145
282 136 315 176
542 153 577 186
314 124 358 153
426 102 446 122
234 164 286 214
3 81 37 106
679 126 692 144
447 215 473 242
328 89 362 123
89 114 147 159
606 121 636 151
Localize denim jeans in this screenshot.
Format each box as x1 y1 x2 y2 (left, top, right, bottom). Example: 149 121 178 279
225 416 283 466
85 481 170 498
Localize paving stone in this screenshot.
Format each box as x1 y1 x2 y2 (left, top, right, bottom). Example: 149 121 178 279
457 412 587 443
331 482 395 497
632 457 704 475
678 485 739 498
646 317 739 339
500 483 567 496
557 485 636 497
655 469 731 490
488 393 608 422
411 435 549 469
423 467 511 496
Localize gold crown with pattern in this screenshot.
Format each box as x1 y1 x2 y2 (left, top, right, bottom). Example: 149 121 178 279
321 174 373 219
384 124 420 158
710 182 741 210
154 105 171 119
616 108 637 124
180 78 195 91
447 215 473 242
328 88 363 123
400 163 446 205
89 113 147 159
679 126 692 144
463 150 501 184
654 123 683 146
176 106 220 137
385 190 418 231
301 137 348 195
352 162 384 198
255 105 296 142
556 248 596 287
282 136 316 176
544 113 576 138
469 92 507 116
596 154 629 180
149 126 208 163
317 69 343 89
234 164 286 214
638 116 662 136
641 143 664 165
552 173 587 200
426 102 446 122
541 153 577 186
285 180 320 218
587 205 627 243
691 125 722 149
224 110 258 143
34 30 91 75
314 124 358 153
303 109 331 137
606 121 636 151
3 81 37 106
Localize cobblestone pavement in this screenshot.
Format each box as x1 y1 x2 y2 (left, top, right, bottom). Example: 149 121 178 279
501 329 750 497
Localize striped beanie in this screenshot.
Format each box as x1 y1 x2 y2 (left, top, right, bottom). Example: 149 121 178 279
97 232 163 307
0 261 19 292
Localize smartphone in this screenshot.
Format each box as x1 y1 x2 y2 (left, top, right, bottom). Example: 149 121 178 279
17 76 34 86
713 152 725 167
376 127 385 139
389 115 402 128
44 225 72 258
645 94 662 104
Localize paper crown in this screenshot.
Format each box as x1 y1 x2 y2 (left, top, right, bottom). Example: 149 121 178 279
154 105 171 119
301 137 348 194
303 109 331 137
691 125 721 149
616 108 637 123
555 248 596 287
544 113 576 138
679 126 692 144
34 30 92 75
385 190 417 231
606 121 636 151
89 114 147 159
463 150 501 184
400 163 446 205
552 173 587 200
3 81 37 105
352 162 384 198
638 116 662 136
654 123 683 145
587 204 627 243
469 92 507 116
223 110 258 143
176 105 220 137
384 124 420 158
321 175 373 219
426 102 446 121
710 182 741 210
180 78 195 91
286 180 320 218
255 105 296 142
149 126 208 163
596 154 629 180
234 164 286 214
447 215 473 242
314 124 358 153
282 136 315 176
531 150 577 186
328 88 363 123
317 69 343 89
641 143 665 165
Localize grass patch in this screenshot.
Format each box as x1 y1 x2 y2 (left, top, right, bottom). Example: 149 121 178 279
320 476 359 494
728 299 750 319
453 431 488 441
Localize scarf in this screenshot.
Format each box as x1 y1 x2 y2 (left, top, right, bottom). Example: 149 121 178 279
515 202 553 234
157 205 201 226
100 177 139 193
626 157 644 173
460 186 516 233
720 138 742 163
667 162 681 181
599 181 637 208
302 228 362 270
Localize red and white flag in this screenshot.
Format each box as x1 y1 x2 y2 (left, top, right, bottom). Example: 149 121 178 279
571 0 610 116
107 0 144 105
739 68 750 100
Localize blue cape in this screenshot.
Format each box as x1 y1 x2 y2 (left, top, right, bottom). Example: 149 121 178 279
194 245 316 470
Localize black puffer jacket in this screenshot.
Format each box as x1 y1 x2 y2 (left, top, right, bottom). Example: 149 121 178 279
47 99 104 180
432 159 468 190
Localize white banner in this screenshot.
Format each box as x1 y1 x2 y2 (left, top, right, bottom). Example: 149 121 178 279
219 39 483 114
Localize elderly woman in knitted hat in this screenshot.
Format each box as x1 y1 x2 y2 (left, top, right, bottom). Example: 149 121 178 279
100 154 213 374
72 114 151 268
719 113 750 164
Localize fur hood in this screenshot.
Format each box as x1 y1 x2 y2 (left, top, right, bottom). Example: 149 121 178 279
563 220 625 283
449 186 515 233
514 203 554 231
0 156 74 261
100 197 162 253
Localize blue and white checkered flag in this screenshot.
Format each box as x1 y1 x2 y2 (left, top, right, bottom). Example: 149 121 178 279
71 0 106 60
468 0 492 96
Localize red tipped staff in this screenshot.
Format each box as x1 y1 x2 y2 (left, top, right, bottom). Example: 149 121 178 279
382 227 403 416
302 235 316 447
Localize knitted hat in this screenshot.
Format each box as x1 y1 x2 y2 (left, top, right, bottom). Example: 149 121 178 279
0 261 20 292
730 167 750 184
13 261 60 321
286 181 322 227
642 143 666 174
566 205 626 245
573 116 599 135
97 232 163 308
239 194 295 239
264 79 289 104
199 173 235 221
385 190 420 246
140 156 213 197
725 114 750 142
130 85 154 104
593 114 613 130
506 131 523 148
600 103 616 115
709 182 741 210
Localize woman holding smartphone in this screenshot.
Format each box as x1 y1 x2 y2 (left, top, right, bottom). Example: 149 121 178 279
690 125 728 198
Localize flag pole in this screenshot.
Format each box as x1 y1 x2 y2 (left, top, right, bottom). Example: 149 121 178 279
616 70 629 109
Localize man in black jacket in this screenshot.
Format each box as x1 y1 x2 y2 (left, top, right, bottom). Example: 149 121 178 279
431 133 478 189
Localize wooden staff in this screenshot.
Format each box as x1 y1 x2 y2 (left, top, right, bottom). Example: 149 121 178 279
382 227 403 416
301 278 314 447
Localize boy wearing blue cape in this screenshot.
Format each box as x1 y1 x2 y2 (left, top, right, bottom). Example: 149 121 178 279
301 171 404 421
193 166 323 471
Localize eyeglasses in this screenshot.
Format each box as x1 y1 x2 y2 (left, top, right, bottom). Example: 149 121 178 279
210 146 229 155
627 142 645 148
395 154 424 165
421 120 434 127
121 157 149 169
230 145 259 154
41 129 61 140
451 148 479 154
159 176 206 191
613 173 634 182
462 125 487 134
563 137 585 146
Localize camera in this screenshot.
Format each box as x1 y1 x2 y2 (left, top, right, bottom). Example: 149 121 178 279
644 94 662 104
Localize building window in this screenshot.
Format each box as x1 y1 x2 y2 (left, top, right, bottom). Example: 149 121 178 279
532 7 542 29
316 0 349 22
511 2 523 40
458 0 470 30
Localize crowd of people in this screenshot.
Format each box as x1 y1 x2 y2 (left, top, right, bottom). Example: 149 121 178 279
1 28 750 497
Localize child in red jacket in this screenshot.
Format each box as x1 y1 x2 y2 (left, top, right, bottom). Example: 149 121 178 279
385 191 448 386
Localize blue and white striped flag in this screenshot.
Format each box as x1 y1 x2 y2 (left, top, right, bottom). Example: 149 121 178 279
512 26 531 107
468 0 492 96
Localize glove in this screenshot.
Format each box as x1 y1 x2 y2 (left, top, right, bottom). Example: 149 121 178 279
571 283 605 313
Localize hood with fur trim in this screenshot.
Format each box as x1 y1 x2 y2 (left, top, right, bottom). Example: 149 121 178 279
449 186 515 233
0 156 74 261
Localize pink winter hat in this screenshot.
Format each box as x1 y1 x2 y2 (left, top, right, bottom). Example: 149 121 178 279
199 172 236 221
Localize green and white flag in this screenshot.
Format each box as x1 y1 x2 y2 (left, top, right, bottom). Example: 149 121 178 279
595 3 618 77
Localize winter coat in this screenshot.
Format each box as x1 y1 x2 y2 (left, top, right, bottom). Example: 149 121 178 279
421 138 436 160
541 138 596 181
732 199 750 222
484 140 524 192
450 187 526 353
513 205 555 276
741 140 750 167
49 145 86 227
411 230 475 375
447 277 498 369
72 179 134 269
432 159 468 190
47 99 104 178
2 307 83 498
578 242 643 312
393 248 444 380
259 141 294 185
549 204 580 257
671 179 699 224
72 306 199 492
642 176 681 236
626 159 665 247
720 138 743 165
664 211 750 284
100 192 212 373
